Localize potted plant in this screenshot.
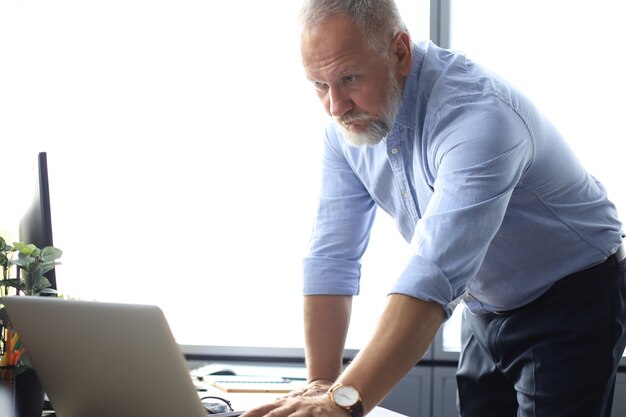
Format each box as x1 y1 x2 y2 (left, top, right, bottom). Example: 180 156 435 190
0 234 62 417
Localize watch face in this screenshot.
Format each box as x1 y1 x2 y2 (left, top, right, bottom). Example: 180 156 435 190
332 385 360 407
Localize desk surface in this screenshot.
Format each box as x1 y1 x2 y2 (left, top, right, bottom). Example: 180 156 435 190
196 383 286 412
194 383 408 417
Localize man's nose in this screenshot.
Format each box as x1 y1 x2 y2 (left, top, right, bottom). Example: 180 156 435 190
328 87 352 118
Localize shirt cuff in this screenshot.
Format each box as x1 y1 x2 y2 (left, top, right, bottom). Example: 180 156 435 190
302 256 361 295
391 255 455 318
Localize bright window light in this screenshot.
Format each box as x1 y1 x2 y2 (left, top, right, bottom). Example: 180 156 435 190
440 0 626 354
0 0 430 352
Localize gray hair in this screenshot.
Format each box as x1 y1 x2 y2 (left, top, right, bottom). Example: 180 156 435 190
299 0 408 56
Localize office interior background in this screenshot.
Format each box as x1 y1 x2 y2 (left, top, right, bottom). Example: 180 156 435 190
1 0 625 405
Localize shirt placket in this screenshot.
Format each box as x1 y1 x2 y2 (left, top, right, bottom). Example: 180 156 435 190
386 139 420 222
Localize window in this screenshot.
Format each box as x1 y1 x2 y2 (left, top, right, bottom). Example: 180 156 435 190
0 0 430 355
440 0 626 355
448 0 625 223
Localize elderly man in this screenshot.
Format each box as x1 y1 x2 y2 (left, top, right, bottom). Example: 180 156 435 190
244 1 626 416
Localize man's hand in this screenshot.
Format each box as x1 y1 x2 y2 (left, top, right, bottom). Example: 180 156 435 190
284 379 334 398
241 393 347 417
243 295 444 417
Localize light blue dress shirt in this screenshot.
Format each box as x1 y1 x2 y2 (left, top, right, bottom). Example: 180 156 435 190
302 41 623 316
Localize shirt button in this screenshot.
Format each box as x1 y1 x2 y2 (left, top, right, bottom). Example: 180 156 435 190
391 147 398 155
403 191 410 199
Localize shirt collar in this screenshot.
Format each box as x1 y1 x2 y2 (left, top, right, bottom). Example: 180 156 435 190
385 42 427 141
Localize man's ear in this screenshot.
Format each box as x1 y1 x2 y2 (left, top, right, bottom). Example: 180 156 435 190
392 31 412 77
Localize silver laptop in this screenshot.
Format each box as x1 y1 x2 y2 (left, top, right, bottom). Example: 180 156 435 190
2 296 220 417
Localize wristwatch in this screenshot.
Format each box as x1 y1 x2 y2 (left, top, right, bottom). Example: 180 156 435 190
328 384 364 417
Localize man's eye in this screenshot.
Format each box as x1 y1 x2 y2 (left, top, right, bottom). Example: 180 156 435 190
343 75 357 83
313 81 328 90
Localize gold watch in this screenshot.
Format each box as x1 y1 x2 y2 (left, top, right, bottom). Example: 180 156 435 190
328 384 364 417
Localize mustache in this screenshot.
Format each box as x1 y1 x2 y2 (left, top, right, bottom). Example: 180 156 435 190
335 112 371 126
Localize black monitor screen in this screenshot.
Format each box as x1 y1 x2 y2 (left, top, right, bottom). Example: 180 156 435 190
19 152 57 290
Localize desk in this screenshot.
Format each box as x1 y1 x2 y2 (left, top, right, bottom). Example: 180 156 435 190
36 385 407 417
195 383 289 412
190 362 308 410
193 382 407 417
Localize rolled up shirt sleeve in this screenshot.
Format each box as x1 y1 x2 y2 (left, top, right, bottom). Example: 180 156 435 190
391 95 534 315
303 126 377 296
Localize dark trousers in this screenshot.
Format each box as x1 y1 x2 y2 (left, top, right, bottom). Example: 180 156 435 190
456 255 626 417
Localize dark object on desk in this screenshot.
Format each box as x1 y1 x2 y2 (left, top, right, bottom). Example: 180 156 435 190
19 151 57 290
211 369 237 376
14 368 45 417
191 363 237 377
210 412 245 417
201 395 234 414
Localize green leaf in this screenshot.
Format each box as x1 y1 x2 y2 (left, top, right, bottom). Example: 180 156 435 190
0 236 5 251
13 242 37 256
12 255 35 268
41 247 63 262
27 268 44 291
33 277 52 293
0 252 8 268
0 278 25 291
39 262 60 275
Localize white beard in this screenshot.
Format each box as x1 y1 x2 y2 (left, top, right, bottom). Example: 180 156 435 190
337 69 403 147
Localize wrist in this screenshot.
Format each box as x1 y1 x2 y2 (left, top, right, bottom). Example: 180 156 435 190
327 383 364 417
308 377 335 385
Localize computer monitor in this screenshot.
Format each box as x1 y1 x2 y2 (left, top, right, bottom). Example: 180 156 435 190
19 152 57 290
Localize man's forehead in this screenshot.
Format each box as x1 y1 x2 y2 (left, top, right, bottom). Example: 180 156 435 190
301 15 371 76
301 15 365 56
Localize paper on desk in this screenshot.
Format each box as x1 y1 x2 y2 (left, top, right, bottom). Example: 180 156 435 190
369 406 409 417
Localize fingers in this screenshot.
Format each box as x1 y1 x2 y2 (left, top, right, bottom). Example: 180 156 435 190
243 381 337 417
240 400 284 417
240 395 340 417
